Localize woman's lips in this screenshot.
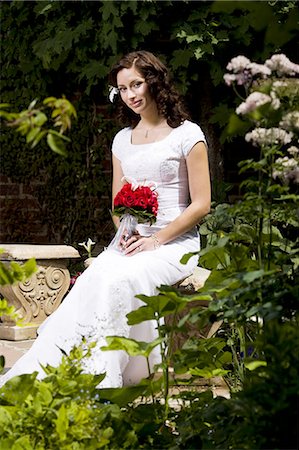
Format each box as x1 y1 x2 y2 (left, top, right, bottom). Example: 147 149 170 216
130 100 142 108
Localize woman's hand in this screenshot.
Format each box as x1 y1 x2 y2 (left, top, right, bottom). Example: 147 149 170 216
118 230 139 251
123 234 161 256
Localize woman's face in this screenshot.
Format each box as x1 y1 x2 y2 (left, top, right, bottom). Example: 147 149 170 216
116 66 155 115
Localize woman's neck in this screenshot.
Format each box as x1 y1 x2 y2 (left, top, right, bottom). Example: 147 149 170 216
138 116 166 129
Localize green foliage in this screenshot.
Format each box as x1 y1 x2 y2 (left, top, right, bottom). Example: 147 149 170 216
0 258 36 286
0 255 37 373
186 320 299 450
0 343 138 449
0 254 37 331
0 97 76 156
0 3 298 448
1 1 298 244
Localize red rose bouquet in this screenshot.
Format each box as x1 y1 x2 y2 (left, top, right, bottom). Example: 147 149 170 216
108 177 158 252
113 183 158 224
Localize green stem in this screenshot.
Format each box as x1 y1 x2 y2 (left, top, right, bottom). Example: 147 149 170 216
156 315 170 417
266 148 275 271
228 323 243 388
232 83 247 101
146 356 155 405
237 324 246 383
257 147 264 270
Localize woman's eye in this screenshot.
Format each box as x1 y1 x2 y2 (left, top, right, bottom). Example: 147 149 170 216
133 82 142 88
119 87 126 93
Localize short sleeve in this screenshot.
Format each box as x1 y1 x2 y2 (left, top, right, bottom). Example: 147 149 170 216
181 121 207 157
111 127 130 160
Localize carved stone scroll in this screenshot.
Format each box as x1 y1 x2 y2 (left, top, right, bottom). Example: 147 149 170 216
0 245 80 340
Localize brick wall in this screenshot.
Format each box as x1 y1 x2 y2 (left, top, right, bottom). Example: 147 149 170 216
0 175 49 243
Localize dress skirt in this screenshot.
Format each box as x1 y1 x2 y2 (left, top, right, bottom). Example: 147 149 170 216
0 234 199 388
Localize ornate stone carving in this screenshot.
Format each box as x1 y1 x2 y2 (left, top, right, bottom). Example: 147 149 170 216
0 261 70 325
0 244 80 340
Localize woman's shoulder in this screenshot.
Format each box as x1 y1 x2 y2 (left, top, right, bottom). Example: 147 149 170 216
175 120 207 156
174 120 206 141
112 127 132 158
178 120 203 132
113 126 131 141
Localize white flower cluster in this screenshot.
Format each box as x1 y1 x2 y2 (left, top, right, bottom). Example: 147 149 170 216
265 54 299 77
245 127 294 147
225 53 298 184
249 63 272 77
224 55 271 86
236 92 275 115
273 156 299 183
224 53 298 87
226 55 251 72
279 111 299 131
287 146 299 156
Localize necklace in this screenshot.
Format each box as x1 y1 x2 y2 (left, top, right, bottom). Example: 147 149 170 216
136 120 168 138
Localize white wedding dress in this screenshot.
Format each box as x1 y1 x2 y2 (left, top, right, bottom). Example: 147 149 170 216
0 120 207 388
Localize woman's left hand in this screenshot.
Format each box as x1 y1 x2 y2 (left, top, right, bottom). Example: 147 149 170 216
123 235 158 256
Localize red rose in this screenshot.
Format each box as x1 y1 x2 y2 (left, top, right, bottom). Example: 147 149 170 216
123 194 136 207
113 182 158 222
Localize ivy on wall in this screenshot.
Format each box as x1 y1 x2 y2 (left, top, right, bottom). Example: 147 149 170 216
0 0 297 246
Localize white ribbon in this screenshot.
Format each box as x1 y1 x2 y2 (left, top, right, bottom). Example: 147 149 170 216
121 176 157 191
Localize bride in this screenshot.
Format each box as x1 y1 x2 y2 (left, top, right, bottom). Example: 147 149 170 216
0 50 211 388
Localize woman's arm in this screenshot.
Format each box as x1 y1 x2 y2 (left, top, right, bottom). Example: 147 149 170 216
111 154 124 229
124 141 211 254
155 141 211 244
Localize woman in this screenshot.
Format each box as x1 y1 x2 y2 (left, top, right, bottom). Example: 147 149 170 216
0 51 210 388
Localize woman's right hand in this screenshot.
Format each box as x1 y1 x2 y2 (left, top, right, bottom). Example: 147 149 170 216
119 230 140 251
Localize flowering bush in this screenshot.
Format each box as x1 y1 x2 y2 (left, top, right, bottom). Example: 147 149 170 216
113 182 158 225
224 53 299 184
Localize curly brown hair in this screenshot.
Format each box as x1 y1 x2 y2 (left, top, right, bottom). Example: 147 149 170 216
109 50 190 128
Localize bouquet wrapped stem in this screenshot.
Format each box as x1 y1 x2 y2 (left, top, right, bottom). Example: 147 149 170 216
108 213 138 252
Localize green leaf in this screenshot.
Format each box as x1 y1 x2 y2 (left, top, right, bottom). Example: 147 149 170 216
0 373 38 404
36 383 53 406
48 129 71 142
126 305 157 324
0 406 11 427
12 436 33 450
31 130 48 148
47 132 67 156
22 258 37 279
180 251 199 265
33 111 47 127
226 113 251 137
0 355 5 372
171 49 194 69
54 403 69 441
242 270 266 284
127 290 189 325
101 336 162 358
26 127 41 144
189 367 229 378
245 360 267 371
100 378 162 407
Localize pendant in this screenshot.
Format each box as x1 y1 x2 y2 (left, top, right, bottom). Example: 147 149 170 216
145 130 149 138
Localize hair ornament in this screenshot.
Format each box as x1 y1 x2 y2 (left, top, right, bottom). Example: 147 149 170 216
109 86 119 103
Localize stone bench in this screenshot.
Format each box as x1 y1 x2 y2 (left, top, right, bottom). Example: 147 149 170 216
0 244 80 340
